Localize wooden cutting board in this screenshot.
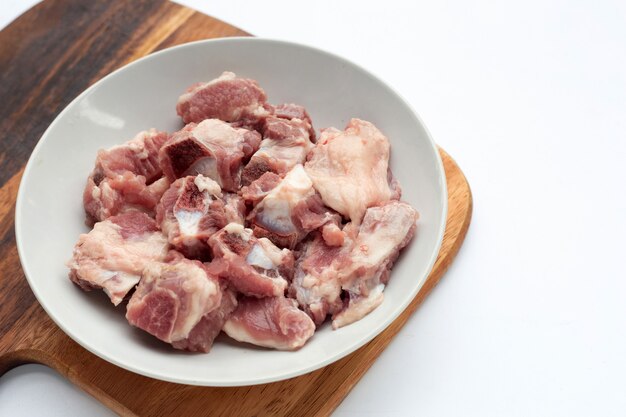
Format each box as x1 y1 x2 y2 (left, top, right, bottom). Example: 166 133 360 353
0 0 473 415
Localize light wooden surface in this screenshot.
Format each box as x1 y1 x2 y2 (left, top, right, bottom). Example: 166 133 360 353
0 0 473 415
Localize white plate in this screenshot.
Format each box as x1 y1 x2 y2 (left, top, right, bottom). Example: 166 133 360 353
15 38 447 386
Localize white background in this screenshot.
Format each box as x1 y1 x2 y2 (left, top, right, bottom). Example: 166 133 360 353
2 0 626 416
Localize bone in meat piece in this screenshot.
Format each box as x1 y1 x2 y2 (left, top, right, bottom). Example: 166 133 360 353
289 233 346 326
171 289 237 352
126 255 235 352
271 103 316 141
156 175 244 259
207 223 294 298
67 211 168 305
176 71 271 126
83 129 170 224
331 201 419 329
247 164 341 249
159 119 261 192
241 116 314 186
304 118 399 225
239 171 282 207
223 296 315 350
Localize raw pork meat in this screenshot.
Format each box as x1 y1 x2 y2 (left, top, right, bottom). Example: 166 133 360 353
176 71 271 126
223 296 315 350
126 255 236 352
69 69 422 353
246 164 340 249
67 211 168 305
241 116 314 185
272 103 315 138
83 129 169 224
331 201 419 328
156 175 244 259
289 233 345 326
207 223 294 298
239 171 282 207
304 119 399 225
159 119 261 192
290 201 418 328
272 103 309 120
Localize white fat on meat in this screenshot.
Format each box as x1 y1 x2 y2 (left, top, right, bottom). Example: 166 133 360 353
304 118 396 225
193 118 247 149
67 212 168 305
255 164 313 234
223 222 251 237
194 175 222 196
223 296 315 350
257 134 312 165
331 284 385 329
247 164 341 249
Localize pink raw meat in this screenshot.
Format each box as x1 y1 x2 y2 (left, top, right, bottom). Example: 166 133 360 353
159 119 261 192
223 296 315 350
176 71 271 126
83 129 170 224
290 201 418 328
241 116 314 186
67 211 169 305
239 171 282 207
207 223 294 298
155 175 244 259
126 255 236 352
289 232 346 326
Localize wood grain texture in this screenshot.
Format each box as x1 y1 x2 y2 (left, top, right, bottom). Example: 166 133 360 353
0 1 473 416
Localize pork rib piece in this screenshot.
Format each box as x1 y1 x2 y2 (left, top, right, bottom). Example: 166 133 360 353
159 119 261 192
290 201 418 328
223 296 315 350
241 116 314 186
67 211 168 305
304 119 399 225
246 164 340 249
239 171 282 207
126 255 235 352
207 223 293 296
289 232 345 326
272 103 315 140
207 223 293 298
156 175 244 259
83 129 169 224
176 71 271 126
331 201 419 329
